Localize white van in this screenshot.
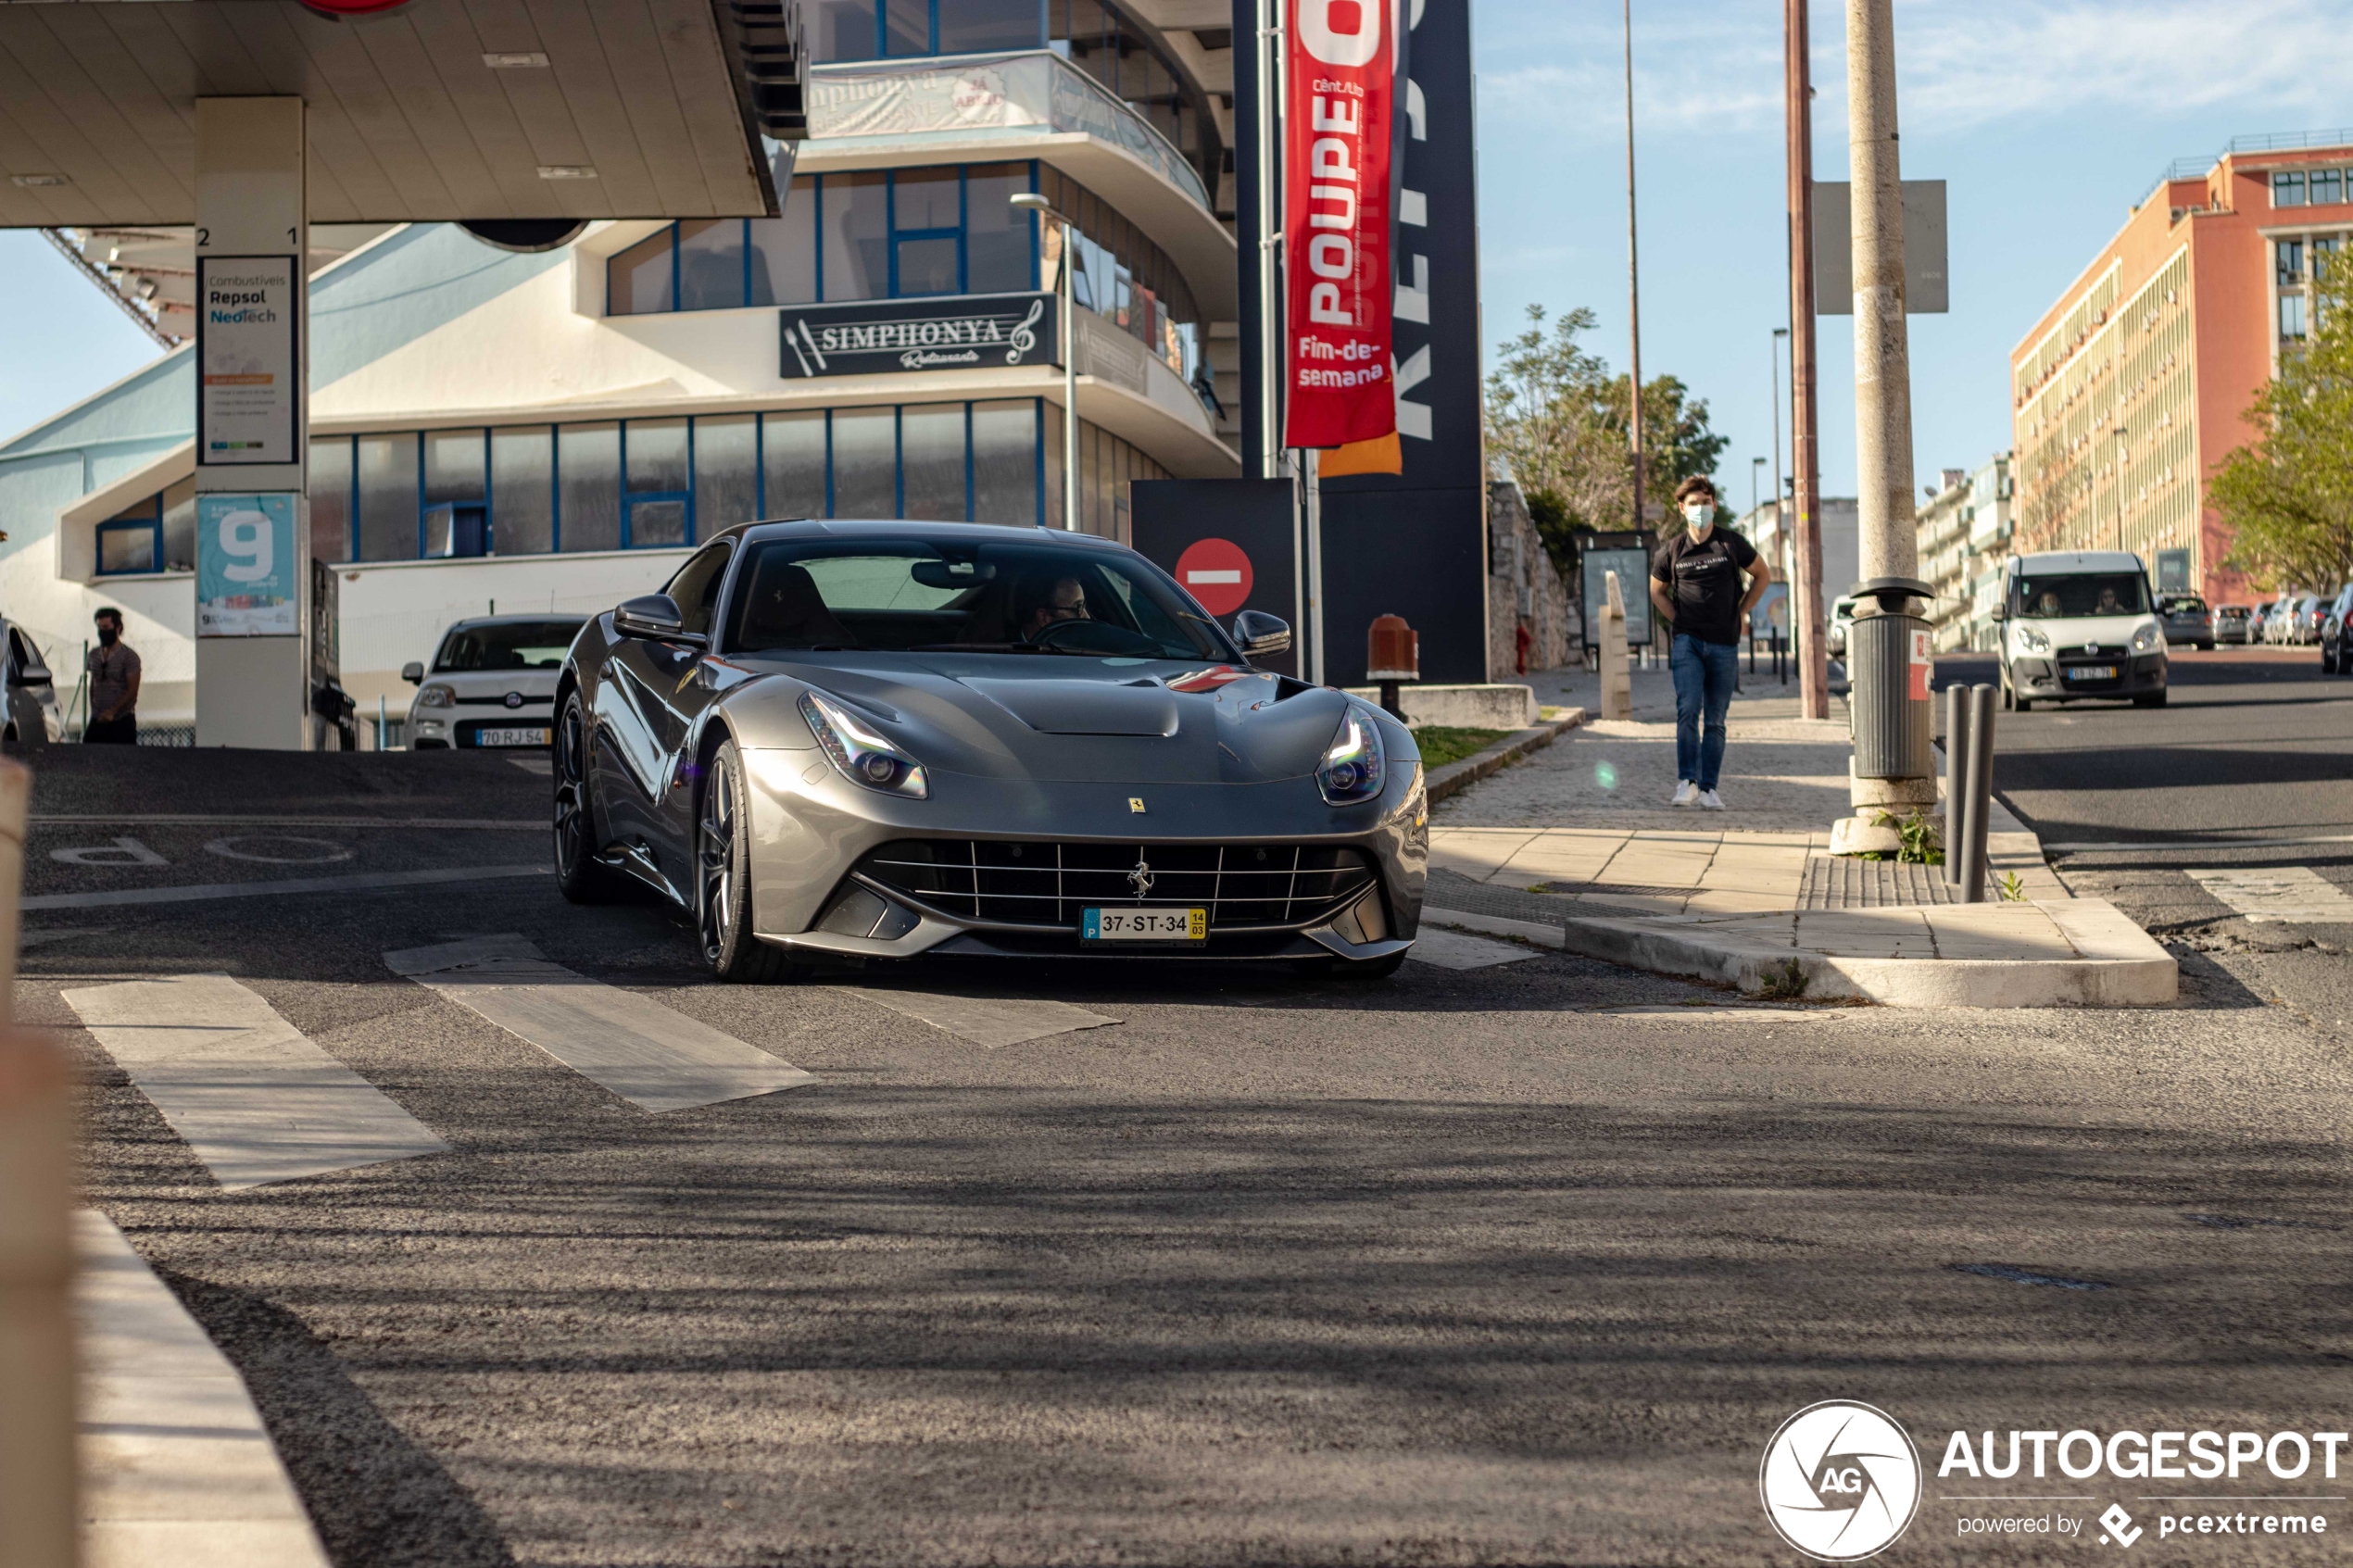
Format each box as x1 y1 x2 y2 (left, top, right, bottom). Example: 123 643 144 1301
1995 551 2168 710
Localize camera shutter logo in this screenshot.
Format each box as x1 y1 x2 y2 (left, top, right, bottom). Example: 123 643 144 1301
1758 1400 1921 1561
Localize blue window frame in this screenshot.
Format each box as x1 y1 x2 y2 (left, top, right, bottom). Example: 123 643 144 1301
610 163 1039 316
96 500 162 576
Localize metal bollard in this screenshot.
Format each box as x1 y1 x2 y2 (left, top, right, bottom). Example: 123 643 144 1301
1944 683 1969 886
1957 684 1996 902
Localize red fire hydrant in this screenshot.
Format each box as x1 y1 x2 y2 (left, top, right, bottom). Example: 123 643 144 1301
1367 614 1417 720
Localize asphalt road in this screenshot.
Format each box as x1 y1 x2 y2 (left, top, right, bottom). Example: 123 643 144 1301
1935 645 2353 1031
27 744 2353 1566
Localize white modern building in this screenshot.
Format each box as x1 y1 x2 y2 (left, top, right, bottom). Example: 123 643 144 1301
1 3 1243 734
1737 494 1858 621
1913 454 2013 651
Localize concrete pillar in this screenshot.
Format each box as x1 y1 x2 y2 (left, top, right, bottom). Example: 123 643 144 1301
193 98 315 750
1845 0 1917 588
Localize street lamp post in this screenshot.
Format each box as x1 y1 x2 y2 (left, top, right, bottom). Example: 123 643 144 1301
1012 193 1081 532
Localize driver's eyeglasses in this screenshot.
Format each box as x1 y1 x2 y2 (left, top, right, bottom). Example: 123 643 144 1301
1049 599 1086 619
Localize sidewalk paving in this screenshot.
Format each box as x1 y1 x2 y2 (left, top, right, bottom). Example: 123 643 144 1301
1422 663 2169 1005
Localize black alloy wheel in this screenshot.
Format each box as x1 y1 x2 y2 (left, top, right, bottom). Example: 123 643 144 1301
553 691 623 903
698 739 794 983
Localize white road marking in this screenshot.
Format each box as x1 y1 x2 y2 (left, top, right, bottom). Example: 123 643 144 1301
20 925 107 948
76 1210 333 1568
50 836 168 866
61 973 448 1189
1406 927 1538 970
842 986 1119 1048
2184 866 2353 923
384 935 813 1111
204 835 352 865
25 863 550 910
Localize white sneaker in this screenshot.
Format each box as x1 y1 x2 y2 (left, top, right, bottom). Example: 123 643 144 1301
1671 780 1697 807
1698 789 1725 810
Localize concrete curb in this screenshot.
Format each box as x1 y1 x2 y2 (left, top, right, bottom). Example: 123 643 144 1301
1420 897 2177 1008
1424 709 1586 804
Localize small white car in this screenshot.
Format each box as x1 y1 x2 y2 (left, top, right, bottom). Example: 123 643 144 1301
402 614 585 750
1995 551 2169 710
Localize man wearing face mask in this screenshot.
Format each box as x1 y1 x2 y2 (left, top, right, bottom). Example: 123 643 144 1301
1650 477 1769 809
84 607 141 745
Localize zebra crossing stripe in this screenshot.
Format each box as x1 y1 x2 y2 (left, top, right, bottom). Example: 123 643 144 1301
384 935 814 1111
62 973 447 1189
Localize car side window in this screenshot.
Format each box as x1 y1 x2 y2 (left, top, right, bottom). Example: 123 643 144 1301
4 629 22 672
665 543 735 639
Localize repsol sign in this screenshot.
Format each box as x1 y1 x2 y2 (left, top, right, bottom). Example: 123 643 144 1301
778 293 1057 378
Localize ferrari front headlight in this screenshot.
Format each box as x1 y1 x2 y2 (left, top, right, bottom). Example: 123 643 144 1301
2016 625 2051 654
414 684 455 708
1317 707 1386 807
799 690 928 799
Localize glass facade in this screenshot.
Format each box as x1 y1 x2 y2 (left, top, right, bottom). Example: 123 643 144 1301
611 164 1202 387
301 400 1168 563
615 164 1040 311
96 477 195 576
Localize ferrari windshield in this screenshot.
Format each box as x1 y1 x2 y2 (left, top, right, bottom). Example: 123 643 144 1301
725 536 1231 660
2012 573 2149 618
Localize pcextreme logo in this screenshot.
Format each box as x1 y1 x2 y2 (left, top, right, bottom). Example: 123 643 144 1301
1760 1400 1924 1561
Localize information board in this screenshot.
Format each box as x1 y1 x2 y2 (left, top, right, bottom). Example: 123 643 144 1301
196 494 298 637
196 256 299 466
1580 546 1655 649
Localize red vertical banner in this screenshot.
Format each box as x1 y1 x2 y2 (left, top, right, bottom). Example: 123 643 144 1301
1282 0 1394 449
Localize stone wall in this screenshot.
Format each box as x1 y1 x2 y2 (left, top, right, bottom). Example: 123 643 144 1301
1486 460 1577 677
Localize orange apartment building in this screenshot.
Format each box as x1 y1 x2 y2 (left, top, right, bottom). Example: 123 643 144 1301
2010 132 2353 604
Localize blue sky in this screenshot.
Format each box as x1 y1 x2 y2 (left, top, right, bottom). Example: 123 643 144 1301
1470 0 2353 511
6 0 2351 494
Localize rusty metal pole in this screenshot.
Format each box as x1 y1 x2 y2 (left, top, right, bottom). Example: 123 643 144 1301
1784 0 1829 719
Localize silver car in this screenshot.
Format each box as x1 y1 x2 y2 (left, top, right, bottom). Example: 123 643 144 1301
552 520 1428 981
402 614 586 750
4 620 61 747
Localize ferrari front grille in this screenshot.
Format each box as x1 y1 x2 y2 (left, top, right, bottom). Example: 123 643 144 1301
853 839 1378 931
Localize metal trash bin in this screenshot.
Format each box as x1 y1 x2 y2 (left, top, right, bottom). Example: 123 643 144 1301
1847 576 1934 779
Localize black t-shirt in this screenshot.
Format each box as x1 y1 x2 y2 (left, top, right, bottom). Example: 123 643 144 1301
1652 528 1759 646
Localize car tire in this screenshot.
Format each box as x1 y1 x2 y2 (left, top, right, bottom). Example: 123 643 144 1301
2133 691 2168 709
698 738 799 984
2200 641 2214 652
553 691 626 904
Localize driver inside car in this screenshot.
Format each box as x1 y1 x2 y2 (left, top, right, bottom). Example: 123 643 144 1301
1023 576 1091 640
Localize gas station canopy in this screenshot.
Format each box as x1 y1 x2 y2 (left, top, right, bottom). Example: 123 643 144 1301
0 0 803 230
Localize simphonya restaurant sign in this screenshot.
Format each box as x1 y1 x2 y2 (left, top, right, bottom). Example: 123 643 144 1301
778 292 1057 378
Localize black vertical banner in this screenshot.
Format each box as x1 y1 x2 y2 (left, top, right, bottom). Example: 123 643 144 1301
1233 0 1273 480
1315 0 1487 686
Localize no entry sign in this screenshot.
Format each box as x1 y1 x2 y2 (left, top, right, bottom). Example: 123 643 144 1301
1175 537 1254 616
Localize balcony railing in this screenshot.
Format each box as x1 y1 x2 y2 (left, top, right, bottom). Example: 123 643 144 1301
808 51 1208 211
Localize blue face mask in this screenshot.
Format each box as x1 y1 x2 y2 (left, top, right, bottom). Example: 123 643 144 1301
1683 505 1714 532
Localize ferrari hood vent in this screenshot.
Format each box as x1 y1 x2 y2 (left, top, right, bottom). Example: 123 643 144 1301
956 677 1181 737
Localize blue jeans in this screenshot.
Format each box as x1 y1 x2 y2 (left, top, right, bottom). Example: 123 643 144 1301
1670 633 1738 791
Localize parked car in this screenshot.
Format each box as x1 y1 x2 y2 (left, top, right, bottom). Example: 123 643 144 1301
402 614 586 749
2322 585 2353 673
2158 594 2214 650
2 620 60 747
554 519 1423 980
1995 550 2169 710
2214 604 2253 645
2301 590 2338 646
1823 595 1860 657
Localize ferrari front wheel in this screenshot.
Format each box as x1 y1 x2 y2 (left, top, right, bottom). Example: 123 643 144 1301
698 739 798 983
554 691 624 904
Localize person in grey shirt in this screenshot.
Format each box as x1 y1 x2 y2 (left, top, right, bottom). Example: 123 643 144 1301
85 607 140 745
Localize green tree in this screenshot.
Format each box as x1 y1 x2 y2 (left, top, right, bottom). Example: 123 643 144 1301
2213 248 2353 591
1482 304 1730 573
